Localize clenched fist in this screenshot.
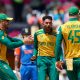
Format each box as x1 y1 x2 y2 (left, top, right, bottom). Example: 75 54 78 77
31 56 37 61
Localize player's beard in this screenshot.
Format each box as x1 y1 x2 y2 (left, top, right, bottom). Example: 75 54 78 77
44 25 52 33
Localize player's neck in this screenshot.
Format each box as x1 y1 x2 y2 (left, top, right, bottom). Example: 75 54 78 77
69 15 78 18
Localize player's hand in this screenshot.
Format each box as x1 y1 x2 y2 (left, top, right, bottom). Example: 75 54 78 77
15 66 19 72
31 56 37 61
23 35 34 44
56 61 64 72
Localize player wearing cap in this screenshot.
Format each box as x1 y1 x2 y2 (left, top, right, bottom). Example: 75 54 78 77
0 13 32 80
55 6 80 80
14 28 38 80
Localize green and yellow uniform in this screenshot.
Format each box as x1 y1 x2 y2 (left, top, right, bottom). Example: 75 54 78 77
0 30 24 80
56 18 80 80
33 29 59 80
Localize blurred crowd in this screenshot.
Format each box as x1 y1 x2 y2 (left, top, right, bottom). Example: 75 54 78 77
0 0 80 25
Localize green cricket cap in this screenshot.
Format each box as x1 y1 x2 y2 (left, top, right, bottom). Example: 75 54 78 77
68 6 79 15
0 13 13 21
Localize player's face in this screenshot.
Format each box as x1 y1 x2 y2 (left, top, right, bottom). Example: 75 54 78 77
43 19 52 32
22 34 27 38
0 20 9 30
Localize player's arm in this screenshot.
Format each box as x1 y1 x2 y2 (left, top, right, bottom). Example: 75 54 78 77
0 30 24 49
7 36 22 42
14 48 20 71
31 32 38 61
55 27 64 71
33 32 38 56
55 26 63 61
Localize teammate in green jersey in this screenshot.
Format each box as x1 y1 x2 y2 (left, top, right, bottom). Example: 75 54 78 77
55 6 80 80
0 13 32 80
31 16 61 80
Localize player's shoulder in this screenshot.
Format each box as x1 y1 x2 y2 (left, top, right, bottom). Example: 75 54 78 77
60 22 67 27
36 29 43 32
61 21 80 28
36 29 44 35
60 21 70 30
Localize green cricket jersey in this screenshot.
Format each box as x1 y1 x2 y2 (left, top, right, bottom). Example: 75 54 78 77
33 29 56 57
0 30 24 62
56 18 80 60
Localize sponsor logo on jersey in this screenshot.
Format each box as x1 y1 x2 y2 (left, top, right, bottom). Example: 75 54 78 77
24 50 33 54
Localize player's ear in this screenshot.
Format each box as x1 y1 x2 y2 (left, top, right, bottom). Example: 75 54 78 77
41 21 44 28
42 21 44 25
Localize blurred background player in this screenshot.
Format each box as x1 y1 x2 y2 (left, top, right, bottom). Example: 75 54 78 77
14 28 38 80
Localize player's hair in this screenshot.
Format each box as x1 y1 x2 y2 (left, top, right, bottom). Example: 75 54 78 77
21 28 30 35
42 16 52 21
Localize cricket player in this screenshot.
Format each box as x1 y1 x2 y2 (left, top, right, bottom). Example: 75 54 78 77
14 28 38 80
0 13 32 80
55 6 80 80
31 16 61 80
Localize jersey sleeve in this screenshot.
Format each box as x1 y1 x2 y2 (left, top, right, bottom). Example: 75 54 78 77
55 27 63 61
7 36 22 42
33 32 38 56
14 47 20 56
0 30 24 49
